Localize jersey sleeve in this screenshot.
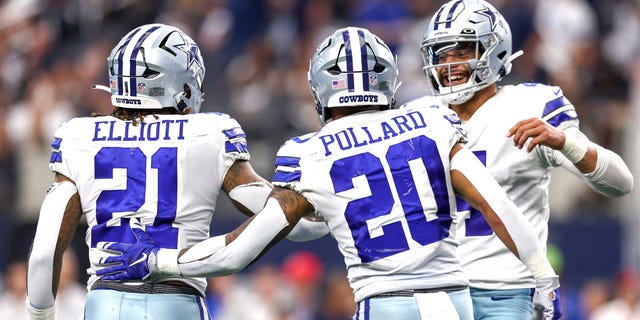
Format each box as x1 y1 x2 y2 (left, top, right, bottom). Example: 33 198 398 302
271 140 302 191
215 113 251 163
48 120 76 180
534 84 580 130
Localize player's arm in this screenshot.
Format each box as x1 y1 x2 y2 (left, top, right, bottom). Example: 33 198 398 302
449 143 562 319
26 173 82 320
507 118 633 197
449 143 555 278
223 160 329 241
98 187 314 279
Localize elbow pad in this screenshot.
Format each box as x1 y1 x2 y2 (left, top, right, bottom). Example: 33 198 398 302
228 181 272 214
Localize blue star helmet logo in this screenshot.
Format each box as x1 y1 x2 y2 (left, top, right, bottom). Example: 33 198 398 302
475 6 497 31
173 33 204 70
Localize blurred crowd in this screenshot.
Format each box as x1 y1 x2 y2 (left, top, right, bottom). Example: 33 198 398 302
0 0 639 319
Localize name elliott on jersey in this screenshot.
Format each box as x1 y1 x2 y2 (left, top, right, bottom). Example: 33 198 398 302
92 119 189 142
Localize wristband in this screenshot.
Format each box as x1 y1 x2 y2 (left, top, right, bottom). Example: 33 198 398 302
560 136 588 163
522 249 556 279
156 249 180 275
25 298 55 320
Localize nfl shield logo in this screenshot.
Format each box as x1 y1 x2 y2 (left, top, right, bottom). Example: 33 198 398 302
369 74 378 86
137 82 147 92
110 79 117 90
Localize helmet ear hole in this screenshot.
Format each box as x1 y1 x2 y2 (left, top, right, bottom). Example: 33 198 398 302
327 65 341 75
183 84 191 99
373 63 386 73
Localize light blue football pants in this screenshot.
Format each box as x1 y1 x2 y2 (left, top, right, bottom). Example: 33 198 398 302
84 289 211 320
353 288 473 320
470 287 533 320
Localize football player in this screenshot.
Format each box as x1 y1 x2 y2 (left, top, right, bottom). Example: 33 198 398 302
403 0 634 319
97 26 562 320
25 23 327 320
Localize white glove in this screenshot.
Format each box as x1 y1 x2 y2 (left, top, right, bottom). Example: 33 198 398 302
533 275 563 320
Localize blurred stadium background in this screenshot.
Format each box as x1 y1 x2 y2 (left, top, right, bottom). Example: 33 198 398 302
0 0 638 319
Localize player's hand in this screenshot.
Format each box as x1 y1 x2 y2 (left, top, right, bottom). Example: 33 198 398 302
96 218 160 281
507 117 565 152
533 275 563 320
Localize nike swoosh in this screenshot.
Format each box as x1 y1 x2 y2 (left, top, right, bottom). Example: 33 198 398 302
130 252 148 267
552 88 561 96
490 296 514 301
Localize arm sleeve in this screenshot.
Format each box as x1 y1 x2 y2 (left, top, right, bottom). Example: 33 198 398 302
228 181 329 241
27 181 77 310
554 129 634 198
285 218 330 242
451 148 555 278
160 198 289 277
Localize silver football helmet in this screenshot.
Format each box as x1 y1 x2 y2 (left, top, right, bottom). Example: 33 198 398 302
420 0 521 105
308 27 399 126
98 23 205 112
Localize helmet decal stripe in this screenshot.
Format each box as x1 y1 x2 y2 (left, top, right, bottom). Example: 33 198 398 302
116 27 142 95
445 0 464 29
357 29 370 91
432 6 446 31
128 25 161 97
341 30 355 92
433 0 464 30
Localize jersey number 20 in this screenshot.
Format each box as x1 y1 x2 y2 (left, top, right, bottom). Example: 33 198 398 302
330 136 452 263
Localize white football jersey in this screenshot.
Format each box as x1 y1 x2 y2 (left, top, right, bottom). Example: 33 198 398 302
49 112 250 295
403 83 579 290
272 107 468 302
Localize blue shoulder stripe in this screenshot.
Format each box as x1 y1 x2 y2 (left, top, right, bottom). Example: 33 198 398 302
547 110 578 128
222 127 246 139
273 171 301 183
273 156 301 183
542 96 570 118
275 156 300 168
222 127 248 154
542 96 578 127
49 137 62 164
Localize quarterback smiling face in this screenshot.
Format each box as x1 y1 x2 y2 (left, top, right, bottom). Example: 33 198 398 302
432 41 479 87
